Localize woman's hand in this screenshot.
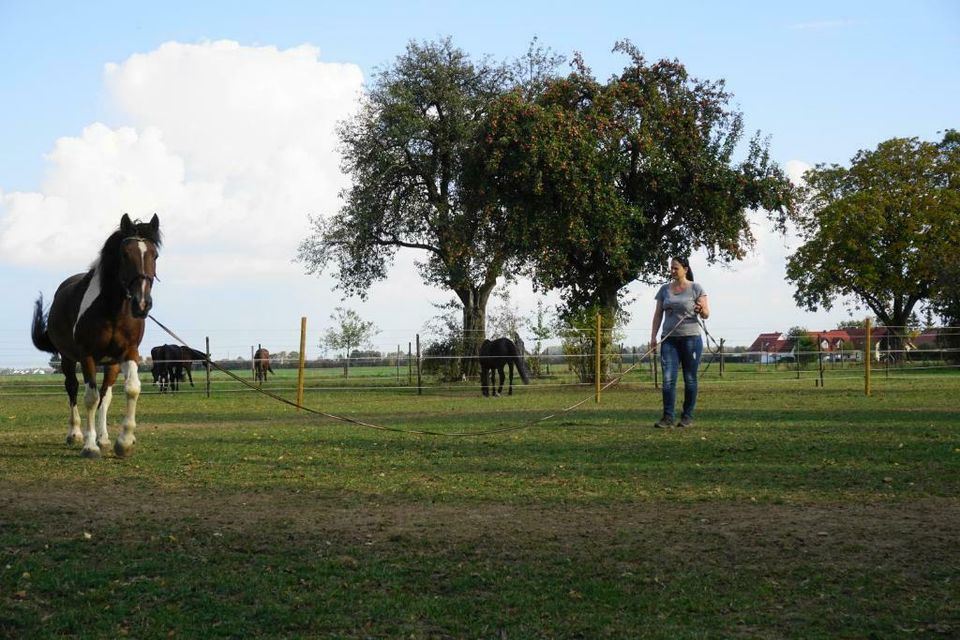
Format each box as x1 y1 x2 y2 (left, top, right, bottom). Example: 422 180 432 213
694 295 710 319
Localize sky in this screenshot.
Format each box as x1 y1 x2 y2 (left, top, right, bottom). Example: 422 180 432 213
1 1 958 368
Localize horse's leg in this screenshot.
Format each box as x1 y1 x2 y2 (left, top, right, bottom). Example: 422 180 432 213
95 364 119 452
481 365 489 397
62 358 82 445
115 358 142 458
495 365 505 397
79 357 101 458
507 362 514 396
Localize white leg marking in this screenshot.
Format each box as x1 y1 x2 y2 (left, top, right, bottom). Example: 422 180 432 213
96 386 113 451
66 400 82 445
81 384 100 458
116 360 141 457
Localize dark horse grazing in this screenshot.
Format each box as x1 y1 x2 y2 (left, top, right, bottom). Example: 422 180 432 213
150 344 176 392
479 335 530 397
254 347 273 385
151 344 206 392
31 214 160 458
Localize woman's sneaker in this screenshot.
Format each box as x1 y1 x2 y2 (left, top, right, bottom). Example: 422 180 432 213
676 416 693 428
654 416 674 429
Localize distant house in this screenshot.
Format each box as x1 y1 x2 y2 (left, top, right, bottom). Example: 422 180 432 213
748 327 947 362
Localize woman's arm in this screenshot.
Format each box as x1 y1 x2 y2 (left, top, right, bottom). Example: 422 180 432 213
650 299 664 347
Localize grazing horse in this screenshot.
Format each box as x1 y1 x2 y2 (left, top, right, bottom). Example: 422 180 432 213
178 346 208 389
31 214 161 458
479 335 530 397
151 344 205 393
254 347 273 385
150 345 172 392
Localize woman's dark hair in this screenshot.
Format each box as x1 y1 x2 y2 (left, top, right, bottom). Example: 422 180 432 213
672 256 694 281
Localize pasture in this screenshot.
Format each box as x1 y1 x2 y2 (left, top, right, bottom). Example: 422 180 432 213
1 370 958 638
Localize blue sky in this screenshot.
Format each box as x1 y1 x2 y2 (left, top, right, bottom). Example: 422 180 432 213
1 1 958 367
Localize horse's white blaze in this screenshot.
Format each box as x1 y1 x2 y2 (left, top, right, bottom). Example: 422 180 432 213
73 259 102 337
136 240 149 313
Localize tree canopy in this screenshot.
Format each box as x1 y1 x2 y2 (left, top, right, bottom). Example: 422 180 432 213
474 41 794 318
296 38 515 367
786 130 960 334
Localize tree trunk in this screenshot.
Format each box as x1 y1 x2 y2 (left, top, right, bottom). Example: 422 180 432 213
594 289 620 384
456 283 495 379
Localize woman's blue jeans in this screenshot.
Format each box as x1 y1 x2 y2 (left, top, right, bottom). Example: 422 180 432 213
659 335 704 420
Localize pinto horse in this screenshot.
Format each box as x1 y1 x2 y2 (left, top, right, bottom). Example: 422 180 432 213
479 335 530 397
31 214 160 458
254 347 274 385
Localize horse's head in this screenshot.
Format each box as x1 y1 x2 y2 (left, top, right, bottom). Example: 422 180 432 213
117 214 160 318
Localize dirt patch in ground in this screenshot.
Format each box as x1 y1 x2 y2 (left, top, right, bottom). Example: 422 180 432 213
3 485 958 570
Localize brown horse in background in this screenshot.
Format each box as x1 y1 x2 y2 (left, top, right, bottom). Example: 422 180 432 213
254 347 274 385
31 214 161 458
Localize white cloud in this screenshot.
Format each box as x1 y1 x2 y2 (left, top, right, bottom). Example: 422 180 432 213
0 40 363 283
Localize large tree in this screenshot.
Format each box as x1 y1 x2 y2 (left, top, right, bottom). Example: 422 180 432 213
475 41 794 322
786 130 960 356
297 38 533 373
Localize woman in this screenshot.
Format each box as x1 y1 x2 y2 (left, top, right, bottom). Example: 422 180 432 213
650 257 710 428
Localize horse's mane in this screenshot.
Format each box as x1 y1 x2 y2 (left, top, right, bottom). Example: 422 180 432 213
96 217 162 287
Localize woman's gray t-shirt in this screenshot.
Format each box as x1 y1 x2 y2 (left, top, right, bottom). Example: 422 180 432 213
656 282 706 338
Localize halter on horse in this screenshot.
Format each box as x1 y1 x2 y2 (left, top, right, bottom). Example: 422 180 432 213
31 214 161 458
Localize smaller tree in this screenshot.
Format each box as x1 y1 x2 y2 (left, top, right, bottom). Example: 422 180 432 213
421 300 466 381
321 307 379 378
786 130 960 361
929 251 960 362
787 326 818 367
487 287 524 339
526 300 553 377
554 305 625 383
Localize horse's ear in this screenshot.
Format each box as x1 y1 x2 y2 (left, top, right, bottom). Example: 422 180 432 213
149 214 160 232
120 213 134 234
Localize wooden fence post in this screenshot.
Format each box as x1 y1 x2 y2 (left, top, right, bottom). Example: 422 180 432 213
205 336 211 398
719 338 725 377
416 334 422 396
296 317 307 411
595 311 602 404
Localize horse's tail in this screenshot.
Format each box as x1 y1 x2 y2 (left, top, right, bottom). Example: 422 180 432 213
31 294 57 354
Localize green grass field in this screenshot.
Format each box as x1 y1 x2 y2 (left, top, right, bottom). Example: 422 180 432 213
1 370 958 638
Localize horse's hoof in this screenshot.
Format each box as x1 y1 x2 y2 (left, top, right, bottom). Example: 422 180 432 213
80 447 101 459
66 434 81 446
97 439 112 452
114 441 135 458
